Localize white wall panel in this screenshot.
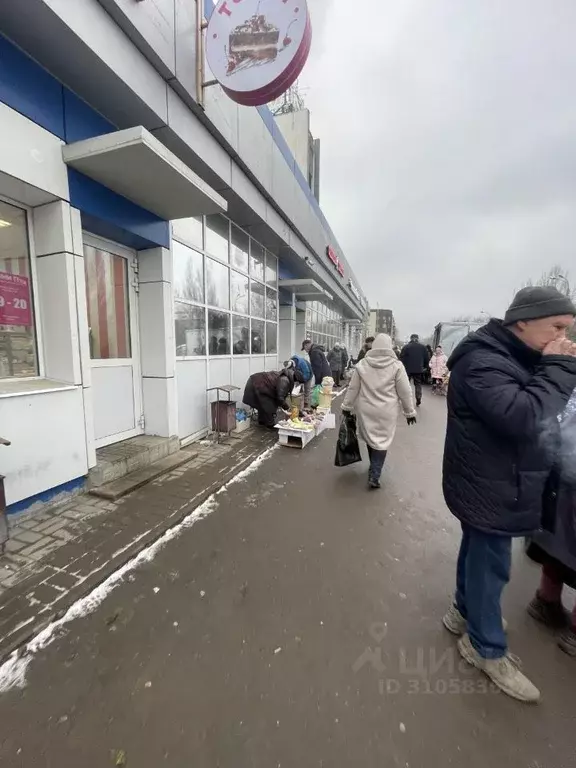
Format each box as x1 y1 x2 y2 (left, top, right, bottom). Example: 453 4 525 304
250 356 266 375
174 0 198 99
96 0 176 76
0 104 68 203
176 359 207 438
205 88 240 153
231 357 250 393
237 105 273 190
92 365 135 440
208 358 232 396
266 355 279 370
1 388 88 505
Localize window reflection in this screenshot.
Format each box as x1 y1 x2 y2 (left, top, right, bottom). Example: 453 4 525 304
265 287 277 321
173 242 204 304
250 279 265 318
231 225 249 272
251 319 265 354
250 240 265 281
233 316 250 355
231 270 249 315
175 303 205 356
206 215 229 262
206 258 230 309
265 252 278 286
266 322 277 354
208 310 230 355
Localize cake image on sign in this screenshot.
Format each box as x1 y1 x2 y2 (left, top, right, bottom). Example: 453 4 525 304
228 14 281 72
206 0 312 107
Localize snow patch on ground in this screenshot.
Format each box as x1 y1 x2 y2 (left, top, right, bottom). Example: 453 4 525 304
0 448 275 695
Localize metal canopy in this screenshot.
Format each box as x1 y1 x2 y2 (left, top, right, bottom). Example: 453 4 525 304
63 126 227 220
278 279 333 302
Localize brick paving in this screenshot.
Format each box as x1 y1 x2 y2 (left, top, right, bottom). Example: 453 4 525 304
0 431 274 662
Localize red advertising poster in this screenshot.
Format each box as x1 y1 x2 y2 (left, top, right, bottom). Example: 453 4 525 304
0 271 32 327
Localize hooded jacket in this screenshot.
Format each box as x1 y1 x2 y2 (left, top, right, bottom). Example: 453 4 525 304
443 319 576 536
342 334 416 451
430 351 448 379
327 345 348 372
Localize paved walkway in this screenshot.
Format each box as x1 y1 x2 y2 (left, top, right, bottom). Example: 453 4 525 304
0 432 274 661
0 394 574 767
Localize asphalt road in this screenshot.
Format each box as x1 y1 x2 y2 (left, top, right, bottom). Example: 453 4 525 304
0 392 574 767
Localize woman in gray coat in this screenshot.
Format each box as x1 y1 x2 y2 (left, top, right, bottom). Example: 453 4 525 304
527 388 576 655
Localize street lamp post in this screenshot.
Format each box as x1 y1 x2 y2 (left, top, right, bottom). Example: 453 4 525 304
549 274 570 296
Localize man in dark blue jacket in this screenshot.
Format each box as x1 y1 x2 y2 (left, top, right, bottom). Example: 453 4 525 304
442 286 576 703
400 334 429 405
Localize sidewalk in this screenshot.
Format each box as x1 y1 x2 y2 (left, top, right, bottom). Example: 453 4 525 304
0 430 274 663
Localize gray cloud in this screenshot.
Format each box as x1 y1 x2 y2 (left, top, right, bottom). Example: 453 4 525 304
302 0 576 337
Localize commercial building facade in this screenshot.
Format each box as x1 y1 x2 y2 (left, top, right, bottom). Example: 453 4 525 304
368 309 397 340
0 0 368 513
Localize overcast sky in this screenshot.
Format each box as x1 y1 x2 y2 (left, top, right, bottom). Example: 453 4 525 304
300 0 576 337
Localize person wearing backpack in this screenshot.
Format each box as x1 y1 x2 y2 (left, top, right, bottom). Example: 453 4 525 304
291 353 313 408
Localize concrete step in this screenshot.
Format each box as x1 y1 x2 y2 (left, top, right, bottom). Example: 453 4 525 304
88 435 181 488
88 447 198 501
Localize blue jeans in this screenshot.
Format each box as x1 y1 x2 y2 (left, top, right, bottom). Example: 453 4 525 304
367 446 387 482
455 523 512 659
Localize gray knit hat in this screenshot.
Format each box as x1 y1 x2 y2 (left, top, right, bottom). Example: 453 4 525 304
503 286 576 326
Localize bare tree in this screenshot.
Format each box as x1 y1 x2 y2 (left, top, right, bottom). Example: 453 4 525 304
516 265 575 340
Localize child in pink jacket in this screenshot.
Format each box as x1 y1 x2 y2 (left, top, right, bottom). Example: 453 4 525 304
429 346 448 393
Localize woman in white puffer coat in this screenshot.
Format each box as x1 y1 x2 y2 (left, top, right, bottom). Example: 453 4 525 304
342 333 417 489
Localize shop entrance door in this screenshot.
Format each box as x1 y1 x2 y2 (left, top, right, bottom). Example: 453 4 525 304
83 234 143 449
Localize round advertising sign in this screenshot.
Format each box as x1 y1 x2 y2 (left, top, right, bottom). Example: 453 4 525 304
206 0 312 106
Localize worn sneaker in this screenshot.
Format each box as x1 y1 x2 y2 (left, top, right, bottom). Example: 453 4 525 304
443 603 508 636
443 604 467 636
557 627 576 657
527 594 570 630
368 478 381 490
457 634 540 703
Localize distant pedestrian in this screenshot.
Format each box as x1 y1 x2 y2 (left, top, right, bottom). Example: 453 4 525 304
400 334 429 406
442 286 576 702
301 339 331 385
342 333 417 490
327 343 348 387
356 337 375 363
526 387 576 656
429 345 448 393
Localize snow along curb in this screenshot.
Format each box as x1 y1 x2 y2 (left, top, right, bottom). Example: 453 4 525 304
0 445 278 694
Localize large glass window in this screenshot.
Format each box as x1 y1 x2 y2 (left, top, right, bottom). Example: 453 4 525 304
175 303 206 356
305 299 344 350
174 217 279 360
206 257 229 309
84 245 131 360
231 225 249 272
173 242 204 303
0 201 38 378
233 316 250 355
231 270 249 315
206 215 229 262
207 310 230 355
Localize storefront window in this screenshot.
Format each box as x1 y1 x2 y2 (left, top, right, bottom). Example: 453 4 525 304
0 201 38 378
266 323 278 354
208 309 230 355
250 240 265 281
84 245 131 360
231 225 249 272
251 319 265 354
232 316 250 355
206 257 229 309
175 303 205 356
173 242 204 304
250 280 265 318
231 270 249 315
206 215 229 262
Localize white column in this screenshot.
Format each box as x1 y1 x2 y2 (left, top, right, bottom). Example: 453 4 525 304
278 295 296 362
138 247 178 438
296 307 307 345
